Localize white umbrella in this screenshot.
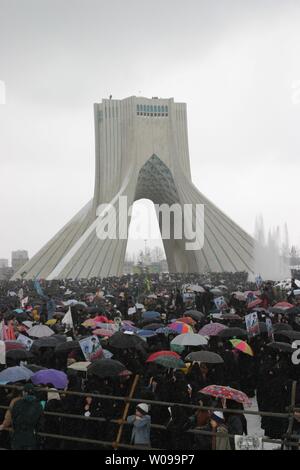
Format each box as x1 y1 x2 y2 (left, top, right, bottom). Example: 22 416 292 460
27 324 55 338
190 285 205 293
171 333 208 347
22 321 33 329
68 361 91 372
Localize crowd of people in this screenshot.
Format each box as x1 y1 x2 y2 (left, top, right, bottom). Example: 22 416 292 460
0 271 300 450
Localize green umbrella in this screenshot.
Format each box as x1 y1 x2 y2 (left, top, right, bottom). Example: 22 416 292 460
153 356 185 369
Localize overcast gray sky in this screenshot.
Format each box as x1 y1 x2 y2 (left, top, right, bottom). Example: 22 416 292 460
0 0 300 263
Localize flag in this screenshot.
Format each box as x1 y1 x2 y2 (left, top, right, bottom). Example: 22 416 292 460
62 307 74 328
34 279 45 298
145 277 151 292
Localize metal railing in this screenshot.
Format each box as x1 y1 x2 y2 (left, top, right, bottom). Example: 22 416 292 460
0 382 298 450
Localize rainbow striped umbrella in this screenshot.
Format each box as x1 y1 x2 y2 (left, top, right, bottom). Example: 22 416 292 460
146 351 180 362
230 339 254 357
169 322 193 334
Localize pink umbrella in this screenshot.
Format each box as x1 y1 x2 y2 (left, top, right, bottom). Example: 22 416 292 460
274 302 294 309
198 323 228 336
93 329 114 337
200 385 251 405
247 299 263 309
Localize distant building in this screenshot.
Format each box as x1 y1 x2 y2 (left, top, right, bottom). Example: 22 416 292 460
0 266 14 281
0 259 8 268
11 250 29 272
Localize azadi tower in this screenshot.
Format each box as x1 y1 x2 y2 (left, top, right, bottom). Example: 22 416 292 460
13 97 254 280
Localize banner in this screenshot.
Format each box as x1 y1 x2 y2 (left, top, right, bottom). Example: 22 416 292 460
17 334 33 351
235 435 263 450
245 312 260 337
79 335 103 362
214 296 228 311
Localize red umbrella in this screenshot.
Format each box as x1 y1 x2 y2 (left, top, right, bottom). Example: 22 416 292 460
146 351 180 362
200 385 251 405
273 302 294 309
4 341 26 351
93 329 114 337
247 299 263 309
176 317 196 326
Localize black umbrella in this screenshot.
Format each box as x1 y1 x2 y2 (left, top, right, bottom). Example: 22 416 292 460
52 334 67 343
87 359 128 378
31 337 59 350
108 331 145 349
267 342 294 353
6 350 34 361
55 341 81 353
269 307 288 315
285 307 300 316
257 322 268 334
219 327 247 338
185 351 224 364
273 323 293 332
140 318 161 327
184 310 204 321
143 323 164 331
25 364 47 372
274 330 300 341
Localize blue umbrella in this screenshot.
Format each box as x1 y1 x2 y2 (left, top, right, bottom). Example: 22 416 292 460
13 309 24 314
142 311 160 321
156 327 176 335
137 329 157 338
0 366 34 384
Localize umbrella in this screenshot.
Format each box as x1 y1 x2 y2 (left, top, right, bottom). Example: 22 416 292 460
258 322 268 334
184 310 204 321
4 341 25 351
31 337 59 350
108 331 146 349
55 341 81 353
171 333 208 347
142 311 160 321
185 351 224 364
81 319 97 328
274 330 300 341
198 323 228 337
269 307 288 315
27 325 54 338
120 323 138 333
169 322 193 334
267 342 294 353
136 329 157 338
142 323 164 331
285 306 300 316
31 369 68 389
87 359 127 378
247 299 263 309
68 361 91 372
230 339 254 357
93 329 114 337
156 327 176 335
210 288 223 296
274 302 294 309
45 319 57 326
273 323 293 332
22 321 33 329
220 314 242 321
6 350 33 361
146 351 180 362
200 385 251 405
0 366 34 384
153 356 185 369
176 317 196 326
25 364 47 373
219 327 247 338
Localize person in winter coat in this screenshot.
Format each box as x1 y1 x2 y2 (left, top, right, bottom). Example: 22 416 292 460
10 384 43 450
210 411 231 450
127 403 151 447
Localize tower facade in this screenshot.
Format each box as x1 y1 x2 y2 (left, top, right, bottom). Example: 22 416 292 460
12 97 254 280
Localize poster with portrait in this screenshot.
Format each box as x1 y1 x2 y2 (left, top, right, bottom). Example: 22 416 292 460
17 334 33 351
235 435 263 450
265 318 274 339
245 312 260 338
79 335 103 362
214 296 228 311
